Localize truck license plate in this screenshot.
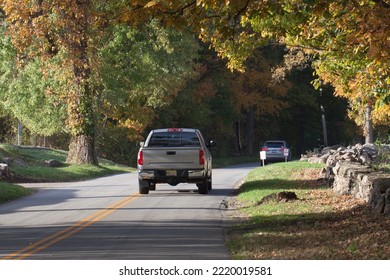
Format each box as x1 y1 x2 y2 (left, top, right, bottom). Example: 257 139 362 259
166 170 177 176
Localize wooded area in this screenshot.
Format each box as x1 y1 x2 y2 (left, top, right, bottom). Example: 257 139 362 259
0 1 388 165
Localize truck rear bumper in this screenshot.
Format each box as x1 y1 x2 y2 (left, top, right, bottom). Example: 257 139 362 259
138 169 206 183
138 170 155 180
188 170 205 178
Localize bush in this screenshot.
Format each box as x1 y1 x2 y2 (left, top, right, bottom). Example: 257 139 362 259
96 125 139 166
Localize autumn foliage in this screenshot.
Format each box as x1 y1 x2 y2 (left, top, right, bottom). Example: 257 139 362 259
134 1 390 126
0 0 388 163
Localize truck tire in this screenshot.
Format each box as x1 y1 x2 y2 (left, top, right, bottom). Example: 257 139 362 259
197 180 208 194
139 179 150 194
149 182 156 191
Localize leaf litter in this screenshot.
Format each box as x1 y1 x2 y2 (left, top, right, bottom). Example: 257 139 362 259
224 165 390 259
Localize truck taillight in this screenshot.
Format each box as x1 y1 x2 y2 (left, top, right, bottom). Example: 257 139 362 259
199 149 205 165
137 150 144 165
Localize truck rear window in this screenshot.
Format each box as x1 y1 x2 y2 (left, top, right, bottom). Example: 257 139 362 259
148 132 200 147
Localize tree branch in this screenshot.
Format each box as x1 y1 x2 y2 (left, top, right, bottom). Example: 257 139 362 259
233 0 251 24
372 0 390 8
169 1 197 18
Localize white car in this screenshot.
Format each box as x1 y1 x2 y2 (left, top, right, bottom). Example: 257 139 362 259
261 140 291 162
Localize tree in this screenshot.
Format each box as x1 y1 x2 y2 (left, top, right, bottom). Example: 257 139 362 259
96 21 198 131
230 46 289 155
1 0 108 163
3 0 385 163
151 44 238 156
138 0 389 141
0 29 66 136
95 21 199 163
243 1 389 141
0 1 198 164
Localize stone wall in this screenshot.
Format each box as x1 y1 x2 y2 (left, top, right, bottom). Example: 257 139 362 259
301 144 390 216
0 163 12 180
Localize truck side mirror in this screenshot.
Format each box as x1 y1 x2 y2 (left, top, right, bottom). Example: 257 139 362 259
207 140 216 148
137 141 145 148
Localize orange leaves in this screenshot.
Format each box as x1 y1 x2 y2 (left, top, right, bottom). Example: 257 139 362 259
2 0 30 22
2 1 35 52
144 1 157 8
119 119 145 133
229 47 290 117
192 77 216 104
3 1 66 55
232 70 287 116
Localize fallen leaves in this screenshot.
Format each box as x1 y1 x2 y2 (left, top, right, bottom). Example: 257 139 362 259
226 165 390 259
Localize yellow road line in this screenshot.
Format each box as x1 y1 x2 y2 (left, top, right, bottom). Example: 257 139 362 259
3 191 140 260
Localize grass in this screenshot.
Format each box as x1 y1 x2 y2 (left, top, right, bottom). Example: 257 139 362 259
0 181 35 204
226 160 390 259
0 144 133 204
213 155 259 168
11 164 129 182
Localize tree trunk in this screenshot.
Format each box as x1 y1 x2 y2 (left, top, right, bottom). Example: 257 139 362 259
245 106 255 155
67 134 98 165
65 0 98 165
65 65 98 165
234 120 242 153
65 82 98 165
365 100 374 144
296 106 306 155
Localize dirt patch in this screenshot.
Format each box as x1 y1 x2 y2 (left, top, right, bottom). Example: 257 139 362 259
256 191 298 205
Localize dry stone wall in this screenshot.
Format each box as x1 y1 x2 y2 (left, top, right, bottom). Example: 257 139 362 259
0 163 11 179
302 144 390 216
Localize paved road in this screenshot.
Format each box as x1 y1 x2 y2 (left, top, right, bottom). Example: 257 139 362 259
0 163 257 260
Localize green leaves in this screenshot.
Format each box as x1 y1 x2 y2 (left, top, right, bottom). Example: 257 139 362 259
0 26 66 136
96 20 198 130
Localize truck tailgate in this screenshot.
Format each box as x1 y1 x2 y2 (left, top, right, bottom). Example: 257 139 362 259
142 147 201 169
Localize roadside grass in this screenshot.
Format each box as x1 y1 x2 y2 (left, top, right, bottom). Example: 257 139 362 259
226 161 390 259
11 164 130 182
213 155 259 168
0 181 35 204
0 144 133 204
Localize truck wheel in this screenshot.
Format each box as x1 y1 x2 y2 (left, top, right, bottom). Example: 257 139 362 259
139 179 150 194
149 183 156 191
197 180 208 194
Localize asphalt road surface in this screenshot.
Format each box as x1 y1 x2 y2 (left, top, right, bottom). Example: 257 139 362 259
0 163 257 260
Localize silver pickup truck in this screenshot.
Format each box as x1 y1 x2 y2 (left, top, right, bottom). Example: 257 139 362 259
137 128 215 194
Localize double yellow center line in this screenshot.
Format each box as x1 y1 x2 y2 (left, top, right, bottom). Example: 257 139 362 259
3 191 140 260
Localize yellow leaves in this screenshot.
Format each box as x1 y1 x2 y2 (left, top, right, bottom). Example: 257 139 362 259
372 104 390 126
144 1 157 8
119 119 145 132
196 0 232 10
